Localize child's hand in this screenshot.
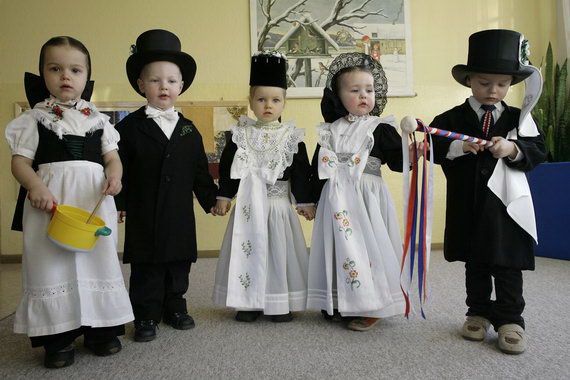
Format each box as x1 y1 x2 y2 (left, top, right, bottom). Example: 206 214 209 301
297 205 316 221
488 137 517 159
28 185 57 212
409 141 430 162
102 176 122 196
463 141 485 155
118 210 126 223
214 200 231 216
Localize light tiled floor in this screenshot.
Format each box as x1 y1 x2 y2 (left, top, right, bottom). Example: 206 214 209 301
0 264 21 320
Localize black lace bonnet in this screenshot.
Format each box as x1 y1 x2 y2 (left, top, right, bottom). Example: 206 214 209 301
321 52 388 122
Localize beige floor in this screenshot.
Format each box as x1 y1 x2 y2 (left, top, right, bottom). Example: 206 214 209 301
0 263 21 320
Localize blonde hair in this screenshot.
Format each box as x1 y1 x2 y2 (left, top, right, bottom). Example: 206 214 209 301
249 86 287 101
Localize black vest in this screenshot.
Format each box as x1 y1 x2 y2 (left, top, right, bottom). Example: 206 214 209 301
11 123 104 231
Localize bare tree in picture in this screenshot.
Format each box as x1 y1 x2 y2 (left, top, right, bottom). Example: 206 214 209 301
256 0 392 85
320 0 389 33
257 0 309 51
289 0 390 81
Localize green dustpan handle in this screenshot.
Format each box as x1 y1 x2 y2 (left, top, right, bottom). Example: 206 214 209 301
95 226 112 236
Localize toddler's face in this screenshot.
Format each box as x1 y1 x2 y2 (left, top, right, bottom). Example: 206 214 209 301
337 70 375 117
468 73 512 105
249 86 285 122
137 61 184 110
42 45 89 103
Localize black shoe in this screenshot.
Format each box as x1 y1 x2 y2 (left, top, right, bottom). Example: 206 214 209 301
271 312 293 323
134 320 157 342
235 311 262 322
84 336 122 356
322 309 345 321
163 312 195 330
321 309 334 320
44 345 74 369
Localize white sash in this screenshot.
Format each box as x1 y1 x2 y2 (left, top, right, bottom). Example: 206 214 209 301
487 66 542 243
226 172 270 309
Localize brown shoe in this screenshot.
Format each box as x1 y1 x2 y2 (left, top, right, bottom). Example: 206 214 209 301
461 316 491 341
347 317 379 331
498 324 526 354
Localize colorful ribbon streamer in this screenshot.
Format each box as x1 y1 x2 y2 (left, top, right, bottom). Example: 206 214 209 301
400 119 434 318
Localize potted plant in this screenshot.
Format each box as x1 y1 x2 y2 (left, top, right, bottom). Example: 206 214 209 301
527 42 570 260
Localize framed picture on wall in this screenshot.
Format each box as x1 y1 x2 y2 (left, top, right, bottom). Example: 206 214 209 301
250 0 414 98
14 101 248 180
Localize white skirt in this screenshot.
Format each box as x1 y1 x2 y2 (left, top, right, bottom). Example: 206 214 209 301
307 173 405 318
14 161 134 337
213 186 308 315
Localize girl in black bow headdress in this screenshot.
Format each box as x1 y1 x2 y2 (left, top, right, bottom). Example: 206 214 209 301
5 36 133 368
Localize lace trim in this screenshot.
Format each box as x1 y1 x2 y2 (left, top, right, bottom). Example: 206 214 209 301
317 119 375 156
266 180 289 198
22 279 126 299
363 156 382 176
233 115 303 179
346 113 371 122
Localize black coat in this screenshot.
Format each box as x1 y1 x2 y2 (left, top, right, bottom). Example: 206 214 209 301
311 122 404 201
217 132 313 203
431 100 546 270
114 107 217 264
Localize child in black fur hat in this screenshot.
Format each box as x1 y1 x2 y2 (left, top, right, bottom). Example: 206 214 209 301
430 29 546 354
212 51 315 323
114 29 217 342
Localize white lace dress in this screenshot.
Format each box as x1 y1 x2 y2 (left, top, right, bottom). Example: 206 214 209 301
307 115 405 318
213 116 309 315
5 97 134 337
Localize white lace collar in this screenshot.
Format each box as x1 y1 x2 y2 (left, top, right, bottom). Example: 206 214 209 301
346 113 371 122
28 97 107 139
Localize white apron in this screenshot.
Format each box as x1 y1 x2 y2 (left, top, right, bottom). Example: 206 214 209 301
213 116 308 314
307 116 405 318
6 99 133 336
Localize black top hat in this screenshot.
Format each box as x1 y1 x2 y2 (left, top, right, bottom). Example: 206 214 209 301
249 52 288 89
452 29 534 87
126 29 196 96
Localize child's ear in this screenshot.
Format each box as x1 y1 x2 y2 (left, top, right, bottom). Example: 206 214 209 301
137 78 145 94
465 76 471 87
178 80 184 95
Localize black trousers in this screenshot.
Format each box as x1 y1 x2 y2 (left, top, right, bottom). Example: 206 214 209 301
30 325 124 353
465 261 525 330
129 261 192 321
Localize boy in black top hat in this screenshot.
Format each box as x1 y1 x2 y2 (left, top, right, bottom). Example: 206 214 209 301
114 29 217 342
430 29 546 354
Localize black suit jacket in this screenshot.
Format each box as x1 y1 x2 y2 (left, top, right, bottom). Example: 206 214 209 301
114 107 217 263
431 100 546 270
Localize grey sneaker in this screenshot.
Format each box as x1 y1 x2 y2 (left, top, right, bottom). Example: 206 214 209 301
461 316 491 341
498 324 526 354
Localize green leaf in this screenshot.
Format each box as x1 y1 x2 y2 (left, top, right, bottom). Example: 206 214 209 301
555 60 568 122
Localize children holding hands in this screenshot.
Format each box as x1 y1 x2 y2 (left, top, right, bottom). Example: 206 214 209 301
212 51 315 323
114 30 217 342
5 36 133 368
5 26 544 369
